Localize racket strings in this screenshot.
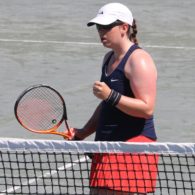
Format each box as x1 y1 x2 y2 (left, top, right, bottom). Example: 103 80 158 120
17 87 64 131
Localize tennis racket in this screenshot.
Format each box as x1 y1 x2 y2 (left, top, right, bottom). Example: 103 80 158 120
14 84 72 139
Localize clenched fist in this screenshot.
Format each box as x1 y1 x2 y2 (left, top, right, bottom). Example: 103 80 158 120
93 81 111 100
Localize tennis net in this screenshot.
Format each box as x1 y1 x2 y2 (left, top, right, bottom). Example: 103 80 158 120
0 138 194 195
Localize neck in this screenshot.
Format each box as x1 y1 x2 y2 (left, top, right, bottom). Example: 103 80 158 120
113 41 134 61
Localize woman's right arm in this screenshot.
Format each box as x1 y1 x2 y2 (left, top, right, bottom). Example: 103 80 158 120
73 102 102 140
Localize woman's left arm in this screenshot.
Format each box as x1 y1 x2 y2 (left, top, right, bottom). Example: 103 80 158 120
116 49 157 119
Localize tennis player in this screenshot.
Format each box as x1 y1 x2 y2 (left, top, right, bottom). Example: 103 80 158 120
68 3 158 195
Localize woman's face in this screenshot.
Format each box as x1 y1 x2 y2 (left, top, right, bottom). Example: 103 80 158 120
96 22 127 48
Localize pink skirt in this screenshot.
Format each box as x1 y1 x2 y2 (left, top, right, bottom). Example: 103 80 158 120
90 135 159 194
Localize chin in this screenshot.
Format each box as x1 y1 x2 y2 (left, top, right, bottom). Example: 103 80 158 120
102 42 112 48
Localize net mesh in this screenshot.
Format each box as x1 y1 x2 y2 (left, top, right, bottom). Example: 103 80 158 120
0 138 194 195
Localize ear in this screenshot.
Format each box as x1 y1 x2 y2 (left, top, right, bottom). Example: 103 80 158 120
120 23 129 37
122 23 130 32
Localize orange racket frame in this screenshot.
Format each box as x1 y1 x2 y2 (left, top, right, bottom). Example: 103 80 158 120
14 84 71 139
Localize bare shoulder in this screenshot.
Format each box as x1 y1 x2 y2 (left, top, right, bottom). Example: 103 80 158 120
130 48 155 66
125 48 157 77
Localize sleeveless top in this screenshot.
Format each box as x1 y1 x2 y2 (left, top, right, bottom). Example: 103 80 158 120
95 44 157 141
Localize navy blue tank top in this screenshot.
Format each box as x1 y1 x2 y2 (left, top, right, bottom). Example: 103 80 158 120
95 44 157 141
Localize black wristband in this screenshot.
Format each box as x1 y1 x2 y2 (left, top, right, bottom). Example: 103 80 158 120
105 89 121 106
